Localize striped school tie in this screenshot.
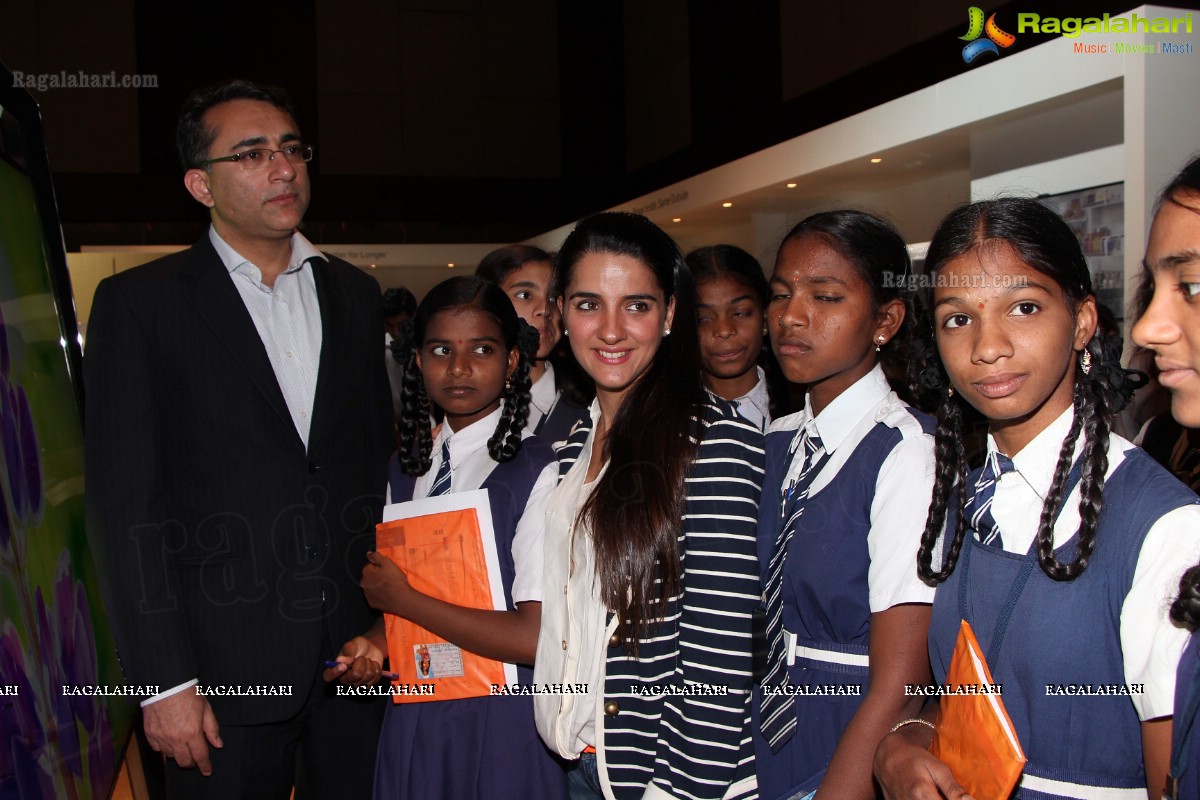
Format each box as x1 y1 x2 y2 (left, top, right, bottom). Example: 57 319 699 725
964 450 1015 546
428 440 452 497
760 427 827 752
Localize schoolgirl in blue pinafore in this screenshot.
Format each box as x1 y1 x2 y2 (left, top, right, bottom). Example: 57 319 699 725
753 365 935 799
874 197 1200 799
373 407 569 800
754 210 938 800
926 415 1199 798
342 275 569 800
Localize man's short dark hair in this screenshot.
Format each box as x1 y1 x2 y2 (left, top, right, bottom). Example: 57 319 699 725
175 80 296 171
382 287 417 318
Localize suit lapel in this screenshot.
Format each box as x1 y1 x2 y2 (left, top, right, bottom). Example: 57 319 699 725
179 235 301 447
307 255 351 457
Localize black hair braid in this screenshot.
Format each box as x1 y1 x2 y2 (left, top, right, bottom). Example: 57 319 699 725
397 346 435 476
487 320 538 463
1032 383 1094 580
1172 566 1200 631
918 396 970 584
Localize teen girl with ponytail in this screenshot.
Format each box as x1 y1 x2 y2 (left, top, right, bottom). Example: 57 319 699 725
327 276 568 799
875 197 1200 800
1133 154 1200 799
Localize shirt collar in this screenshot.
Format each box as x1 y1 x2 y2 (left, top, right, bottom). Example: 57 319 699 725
433 405 506 466
209 226 328 276
795 364 890 454
986 404 1077 497
530 362 558 416
735 366 770 422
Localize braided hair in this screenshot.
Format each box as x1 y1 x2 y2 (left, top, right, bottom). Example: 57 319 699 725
914 198 1143 584
393 276 538 476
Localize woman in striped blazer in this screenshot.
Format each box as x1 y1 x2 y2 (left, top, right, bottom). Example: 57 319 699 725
533 212 765 800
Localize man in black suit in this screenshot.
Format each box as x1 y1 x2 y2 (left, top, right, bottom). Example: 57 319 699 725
85 81 392 799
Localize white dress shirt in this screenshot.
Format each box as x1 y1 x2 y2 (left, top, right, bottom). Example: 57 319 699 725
210 227 324 447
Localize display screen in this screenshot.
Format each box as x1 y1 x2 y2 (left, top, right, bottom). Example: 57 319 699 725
0 92 129 800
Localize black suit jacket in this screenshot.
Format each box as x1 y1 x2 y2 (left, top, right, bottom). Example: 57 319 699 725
84 234 392 724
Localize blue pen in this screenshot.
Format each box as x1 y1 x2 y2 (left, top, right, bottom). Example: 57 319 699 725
323 659 400 681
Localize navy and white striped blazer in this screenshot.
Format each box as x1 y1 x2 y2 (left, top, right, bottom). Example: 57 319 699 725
556 398 765 800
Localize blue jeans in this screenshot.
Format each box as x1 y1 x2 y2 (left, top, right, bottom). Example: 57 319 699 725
568 753 604 800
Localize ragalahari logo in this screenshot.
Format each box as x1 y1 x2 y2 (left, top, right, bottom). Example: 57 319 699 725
960 7 1017 63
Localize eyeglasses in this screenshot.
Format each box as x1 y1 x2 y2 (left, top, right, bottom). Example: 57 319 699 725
202 144 314 171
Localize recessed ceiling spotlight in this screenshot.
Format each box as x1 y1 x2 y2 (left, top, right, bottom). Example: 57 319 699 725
368 264 377 269
870 157 883 164
722 202 733 208
672 217 682 223
447 263 455 268
786 182 797 189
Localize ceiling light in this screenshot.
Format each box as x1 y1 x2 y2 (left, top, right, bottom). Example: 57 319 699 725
786 182 797 189
870 157 883 164
722 202 733 208
672 217 682 223
447 263 455 268
368 264 376 269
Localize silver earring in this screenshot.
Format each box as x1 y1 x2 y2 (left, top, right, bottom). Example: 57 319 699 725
875 335 885 353
663 327 671 336
1080 349 1092 375
948 386 955 399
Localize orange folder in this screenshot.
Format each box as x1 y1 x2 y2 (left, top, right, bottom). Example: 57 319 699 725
930 620 1026 800
375 489 516 704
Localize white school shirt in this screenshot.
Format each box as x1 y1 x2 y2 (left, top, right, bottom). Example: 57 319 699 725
210 226 324 447
392 406 557 605
528 362 559 432
732 366 772 432
988 406 1200 720
770 364 936 611
534 399 608 756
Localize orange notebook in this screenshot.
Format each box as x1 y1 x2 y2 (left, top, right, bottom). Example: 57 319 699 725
376 489 517 704
930 620 1026 800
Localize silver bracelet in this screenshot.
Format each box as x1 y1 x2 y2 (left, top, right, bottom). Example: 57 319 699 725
890 718 936 734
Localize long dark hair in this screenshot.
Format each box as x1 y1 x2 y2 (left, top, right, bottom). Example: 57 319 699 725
686 244 791 419
556 212 707 648
476 243 594 407
914 198 1140 584
394 276 539 475
1150 154 1200 630
777 210 926 405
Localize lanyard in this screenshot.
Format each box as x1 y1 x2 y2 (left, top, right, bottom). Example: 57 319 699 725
957 458 1083 666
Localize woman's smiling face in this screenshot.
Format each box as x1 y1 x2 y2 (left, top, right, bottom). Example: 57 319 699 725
559 251 673 410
